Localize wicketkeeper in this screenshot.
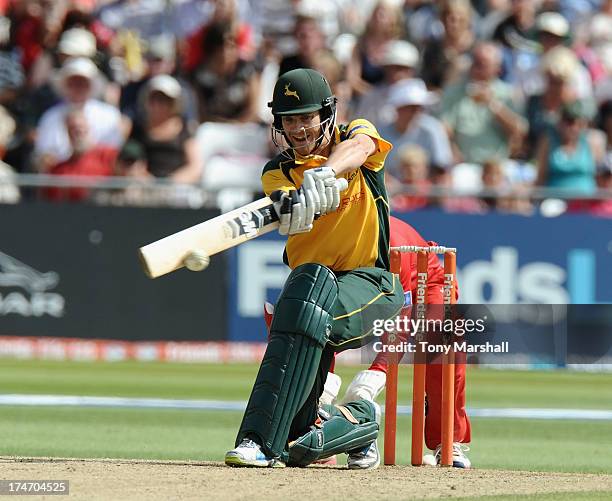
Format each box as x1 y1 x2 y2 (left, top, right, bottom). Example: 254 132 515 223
225 68 404 468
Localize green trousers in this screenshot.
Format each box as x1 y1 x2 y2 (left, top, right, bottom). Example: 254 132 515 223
287 266 403 445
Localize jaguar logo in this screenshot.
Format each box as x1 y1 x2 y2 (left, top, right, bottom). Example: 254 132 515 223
284 84 300 101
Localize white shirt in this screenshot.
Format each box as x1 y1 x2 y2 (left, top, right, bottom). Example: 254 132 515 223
35 99 124 162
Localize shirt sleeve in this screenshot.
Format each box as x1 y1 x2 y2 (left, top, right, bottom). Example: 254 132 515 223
344 119 392 172
261 161 296 196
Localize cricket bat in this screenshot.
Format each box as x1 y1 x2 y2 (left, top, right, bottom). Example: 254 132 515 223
139 197 279 278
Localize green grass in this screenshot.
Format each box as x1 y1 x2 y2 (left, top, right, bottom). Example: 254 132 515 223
2 360 611 410
1 360 612 473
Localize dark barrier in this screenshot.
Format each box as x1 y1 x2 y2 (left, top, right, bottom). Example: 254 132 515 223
0 202 226 341
227 210 612 342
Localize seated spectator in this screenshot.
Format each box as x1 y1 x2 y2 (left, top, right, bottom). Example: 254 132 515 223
34 58 125 171
525 47 580 156
346 0 403 96
439 41 527 165
599 100 612 156
41 107 118 202
0 104 19 203
129 75 201 183
119 34 198 123
278 15 329 76
567 153 612 217
353 40 419 128
421 0 476 91
519 12 593 100
182 0 254 74
390 145 431 211
0 15 25 107
192 21 260 123
380 78 452 180
491 0 539 83
536 100 606 194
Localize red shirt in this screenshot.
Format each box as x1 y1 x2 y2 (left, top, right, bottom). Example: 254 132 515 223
42 146 118 202
389 216 458 304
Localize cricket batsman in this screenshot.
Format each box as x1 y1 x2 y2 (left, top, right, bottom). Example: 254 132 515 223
263 216 473 468
225 68 404 468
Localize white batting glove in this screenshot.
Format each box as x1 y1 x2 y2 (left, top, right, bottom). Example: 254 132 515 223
270 189 315 235
302 167 349 215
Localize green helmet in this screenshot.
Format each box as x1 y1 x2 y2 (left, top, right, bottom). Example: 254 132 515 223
269 68 337 155
269 68 335 116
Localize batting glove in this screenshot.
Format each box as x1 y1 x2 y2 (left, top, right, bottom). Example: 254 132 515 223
302 167 349 215
270 188 315 235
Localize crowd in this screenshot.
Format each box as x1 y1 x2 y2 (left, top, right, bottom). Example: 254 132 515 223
0 0 610 216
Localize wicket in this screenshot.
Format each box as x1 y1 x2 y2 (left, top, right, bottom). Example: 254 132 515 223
384 245 457 467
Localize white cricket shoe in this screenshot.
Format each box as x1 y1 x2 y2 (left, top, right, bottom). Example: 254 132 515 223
434 443 471 469
225 439 285 468
347 402 381 470
340 369 386 404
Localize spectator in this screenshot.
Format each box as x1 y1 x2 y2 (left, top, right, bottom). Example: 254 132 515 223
192 21 260 123
0 15 25 107
491 0 540 87
520 12 593 99
0 104 19 203
41 107 118 202
390 144 431 211
492 0 538 52
525 46 579 156
346 0 403 96
183 0 254 74
567 153 612 217
353 40 419 128
120 34 198 123
535 100 605 194
439 41 527 165
34 57 125 171
278 15 329 76
421 0 476 91
129 75 201 183
379 78 453 181
403 0 443 47
427 164 484 213
598 100 612 156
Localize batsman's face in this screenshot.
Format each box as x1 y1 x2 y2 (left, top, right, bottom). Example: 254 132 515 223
281 112 322 156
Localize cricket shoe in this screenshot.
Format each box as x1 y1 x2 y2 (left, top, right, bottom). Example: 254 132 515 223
347 402 381 470
225 439 285 468
434 443 471 469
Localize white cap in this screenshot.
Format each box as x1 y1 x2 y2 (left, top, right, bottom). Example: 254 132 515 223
388 78 437 108
59 57 99 81
380 40 419 68
58 28 96 57
147 74 182 99
536 12 569 37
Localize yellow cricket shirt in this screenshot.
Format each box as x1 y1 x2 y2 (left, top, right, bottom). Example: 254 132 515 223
261 119 392 272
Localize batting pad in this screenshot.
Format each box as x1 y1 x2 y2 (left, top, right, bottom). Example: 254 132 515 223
287 400 379 466
235 263 338 459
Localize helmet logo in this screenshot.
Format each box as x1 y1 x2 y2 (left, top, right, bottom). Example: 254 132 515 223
284 84 300 101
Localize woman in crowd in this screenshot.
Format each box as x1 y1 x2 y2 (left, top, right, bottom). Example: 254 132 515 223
191 21 260 123
129 75 201 183
536 100 605 194
421 0 476 91
346 0 403 96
